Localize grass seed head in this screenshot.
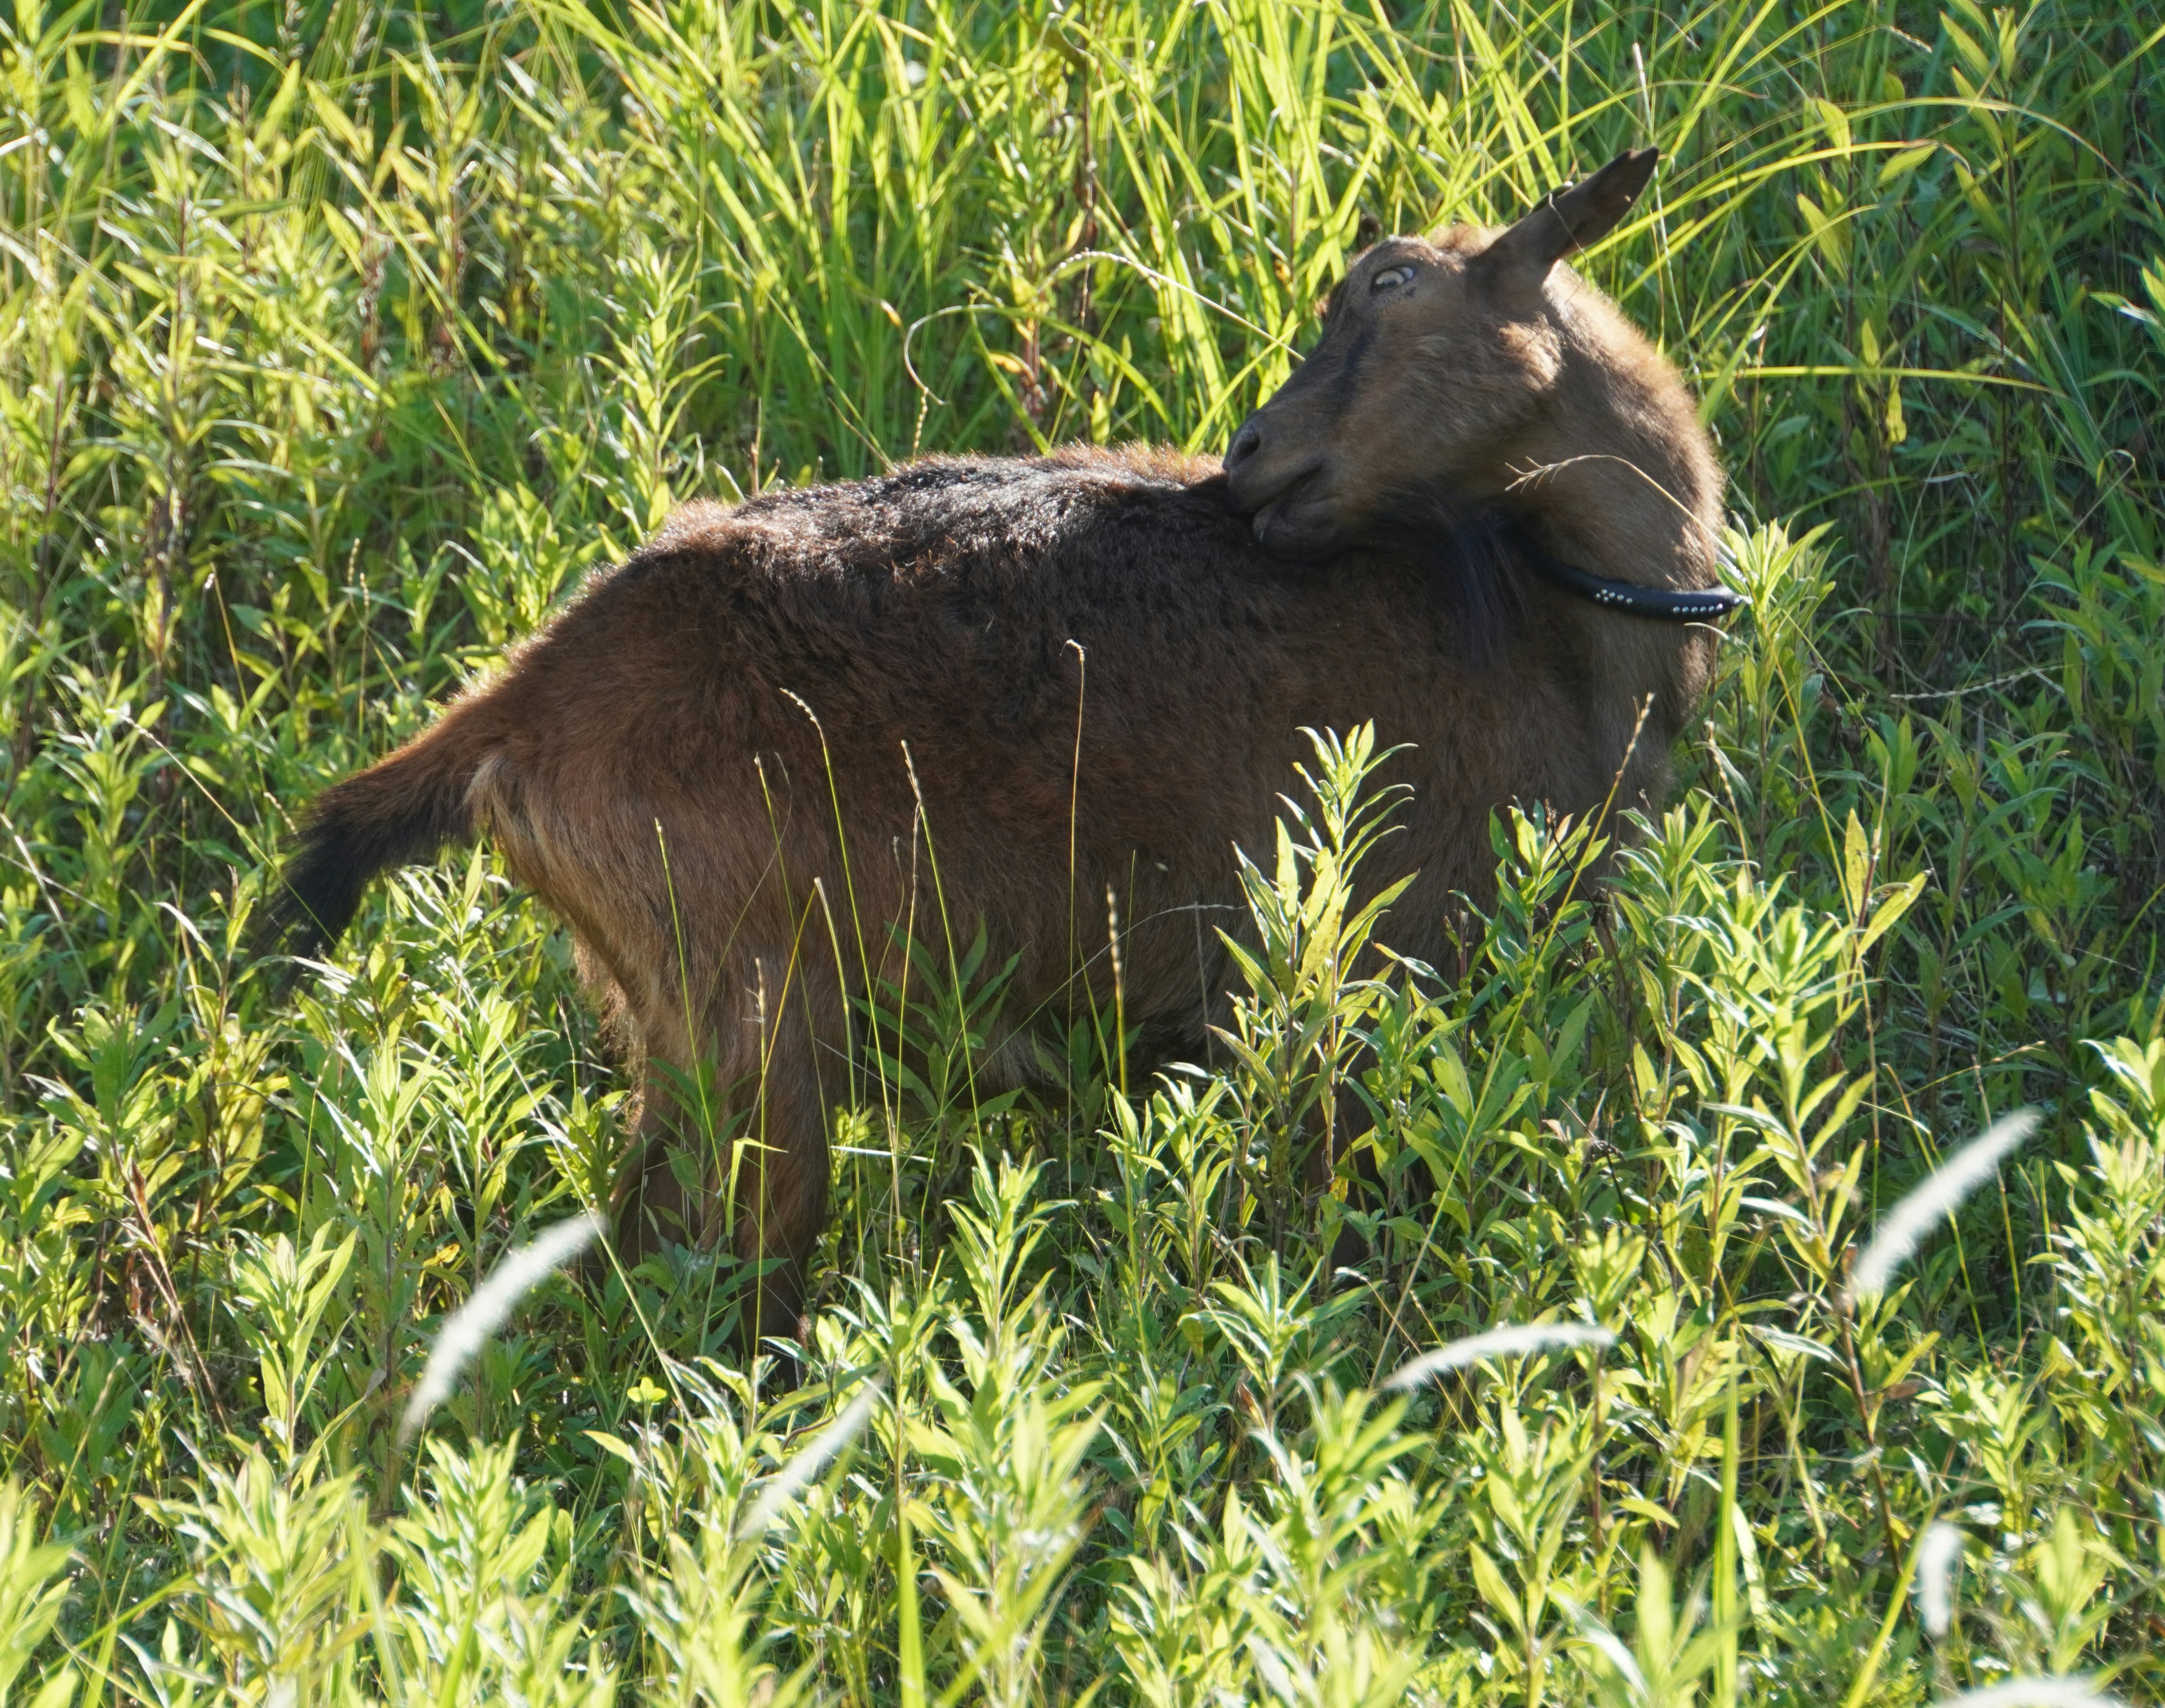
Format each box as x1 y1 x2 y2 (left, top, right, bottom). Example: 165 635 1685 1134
1850 1111 2039 1300
1917 1521 1965 1638
400 1213 602 1442
1385 1324 1616 1391
1929 1683 2126 1708
737 1380 887 1538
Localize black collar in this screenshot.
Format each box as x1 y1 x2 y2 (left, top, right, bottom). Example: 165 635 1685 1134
1510 524 1749 623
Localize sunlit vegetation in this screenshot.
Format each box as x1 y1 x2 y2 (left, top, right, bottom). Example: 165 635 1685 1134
1 0 2160 1701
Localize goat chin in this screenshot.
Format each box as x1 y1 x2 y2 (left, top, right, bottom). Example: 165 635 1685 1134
270 441 1717 1350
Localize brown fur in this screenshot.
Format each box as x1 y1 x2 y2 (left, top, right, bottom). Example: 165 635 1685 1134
271 152 1727 1349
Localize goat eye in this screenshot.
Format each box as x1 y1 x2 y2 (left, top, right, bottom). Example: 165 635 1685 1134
1370 264 1415 292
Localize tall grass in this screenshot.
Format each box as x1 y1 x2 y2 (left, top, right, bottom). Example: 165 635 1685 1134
0 0 2160 1701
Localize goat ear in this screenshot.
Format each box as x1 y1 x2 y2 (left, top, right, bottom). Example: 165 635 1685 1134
1475 148 1659 307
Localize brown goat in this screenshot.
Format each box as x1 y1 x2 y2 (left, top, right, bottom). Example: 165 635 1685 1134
271 149 1737 1348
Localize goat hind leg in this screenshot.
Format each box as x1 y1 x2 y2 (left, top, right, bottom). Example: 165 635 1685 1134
611 1054 734 1263
717 1000 834 1354
608 1025 832 1354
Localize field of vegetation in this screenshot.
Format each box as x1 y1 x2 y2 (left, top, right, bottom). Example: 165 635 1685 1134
1 0 2162 1700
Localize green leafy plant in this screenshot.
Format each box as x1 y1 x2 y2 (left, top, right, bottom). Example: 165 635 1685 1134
0 0 2158 1701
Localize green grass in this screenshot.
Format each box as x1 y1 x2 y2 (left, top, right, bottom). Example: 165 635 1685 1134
1 0 2162 1701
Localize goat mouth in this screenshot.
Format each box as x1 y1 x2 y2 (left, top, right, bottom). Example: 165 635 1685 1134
1249 472 1341 559
1230 456 1320 515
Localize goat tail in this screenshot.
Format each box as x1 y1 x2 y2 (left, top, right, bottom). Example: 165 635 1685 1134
265 702 503 964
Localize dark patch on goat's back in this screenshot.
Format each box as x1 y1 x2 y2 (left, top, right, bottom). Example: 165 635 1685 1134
558 461 1355 709
1335 492 1527 667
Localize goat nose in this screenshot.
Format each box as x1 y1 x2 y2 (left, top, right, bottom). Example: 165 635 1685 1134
1224 420 1262 474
